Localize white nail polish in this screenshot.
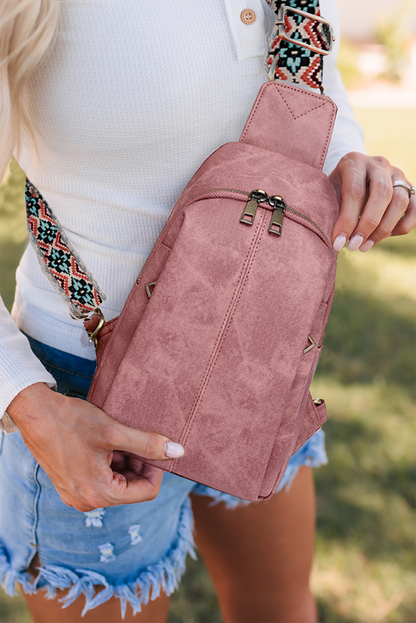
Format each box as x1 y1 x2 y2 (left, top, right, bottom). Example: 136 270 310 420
165 441 184 459
333 234 347 252
348 234 364 251
359 239 374 253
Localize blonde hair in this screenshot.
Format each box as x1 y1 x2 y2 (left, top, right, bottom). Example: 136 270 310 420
0 0 59 182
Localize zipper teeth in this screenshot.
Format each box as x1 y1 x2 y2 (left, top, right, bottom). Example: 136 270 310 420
135 188 250 285
188 189 332 251
285 205 332 251
136 187 333 285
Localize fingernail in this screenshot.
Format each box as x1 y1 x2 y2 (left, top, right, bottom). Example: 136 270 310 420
348 234 364 251
359 239 374 253
333 234 347 252
165 441 184 459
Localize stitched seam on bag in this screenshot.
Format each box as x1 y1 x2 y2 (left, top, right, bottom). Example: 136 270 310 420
319 98 337 169
240 83 336 171
318 282 335 346
170 209 265 470
259 397 322 501
277 87 327 121
240 83 328 142
285 206 335 255
171 209 268 473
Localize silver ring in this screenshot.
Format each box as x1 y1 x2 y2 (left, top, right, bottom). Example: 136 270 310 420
392 180 415 200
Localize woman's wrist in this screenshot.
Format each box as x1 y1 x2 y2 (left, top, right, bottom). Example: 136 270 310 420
6 382 59 428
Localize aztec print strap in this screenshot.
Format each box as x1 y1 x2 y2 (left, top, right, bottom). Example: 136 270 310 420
264 0 333 92
24 0 332 320
25 180 106 319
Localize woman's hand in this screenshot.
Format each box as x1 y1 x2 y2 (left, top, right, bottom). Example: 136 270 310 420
7 382 184 512
329 152 416 252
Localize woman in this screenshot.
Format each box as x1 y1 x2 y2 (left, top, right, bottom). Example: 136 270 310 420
0 1 415 622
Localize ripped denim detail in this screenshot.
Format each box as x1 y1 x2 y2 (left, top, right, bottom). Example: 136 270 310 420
0 497 196 619
128 524 142 546
98 543 116 563
84 508 105 528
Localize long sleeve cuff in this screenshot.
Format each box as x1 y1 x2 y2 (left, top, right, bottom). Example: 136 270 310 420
0 299 57 432
323 67 367 177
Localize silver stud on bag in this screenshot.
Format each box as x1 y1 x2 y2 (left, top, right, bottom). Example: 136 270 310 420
145 281 158 298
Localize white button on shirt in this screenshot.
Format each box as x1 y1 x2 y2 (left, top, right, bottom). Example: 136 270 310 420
224 0 275 61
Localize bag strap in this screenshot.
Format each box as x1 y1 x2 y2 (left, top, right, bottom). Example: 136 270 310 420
264 0 334 94
239 81 337 169
25 180 106 319
23 0 332 320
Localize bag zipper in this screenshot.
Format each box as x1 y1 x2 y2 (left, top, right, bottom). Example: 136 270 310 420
136 187 334 286
239 190 287 236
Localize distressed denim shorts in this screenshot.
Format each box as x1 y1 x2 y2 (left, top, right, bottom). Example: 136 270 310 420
0 335 327 618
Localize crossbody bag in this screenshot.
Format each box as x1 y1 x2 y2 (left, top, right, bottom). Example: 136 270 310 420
23 0 338 501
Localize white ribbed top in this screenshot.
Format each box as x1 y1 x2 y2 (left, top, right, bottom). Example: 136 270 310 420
1 0 366 419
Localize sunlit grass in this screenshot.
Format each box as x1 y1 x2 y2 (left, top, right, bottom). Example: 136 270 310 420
308 114 416 620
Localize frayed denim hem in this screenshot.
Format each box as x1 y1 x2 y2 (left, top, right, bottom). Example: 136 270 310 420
0 555 33 597
0 497 196 619
192 428 328 509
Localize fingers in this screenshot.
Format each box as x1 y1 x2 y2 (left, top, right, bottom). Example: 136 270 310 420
390 192 416 237
65 417 184 510
330 153 415 252
104 419 184 460
77 415 184 509
331 153 369 247
108 464 164 505
10 389 180 512
358 176 414 249
59 458 165 512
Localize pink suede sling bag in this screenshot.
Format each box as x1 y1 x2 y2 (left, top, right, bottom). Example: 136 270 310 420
24 2 339 500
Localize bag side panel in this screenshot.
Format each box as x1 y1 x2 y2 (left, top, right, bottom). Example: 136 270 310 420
291 397 328 458
258 271 336 500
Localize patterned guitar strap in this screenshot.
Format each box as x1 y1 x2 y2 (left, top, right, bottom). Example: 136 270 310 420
24 0 334 323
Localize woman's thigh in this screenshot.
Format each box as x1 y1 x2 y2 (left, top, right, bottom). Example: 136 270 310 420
190 466 317 623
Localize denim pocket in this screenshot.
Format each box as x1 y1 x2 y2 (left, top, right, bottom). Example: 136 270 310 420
23 333 96 398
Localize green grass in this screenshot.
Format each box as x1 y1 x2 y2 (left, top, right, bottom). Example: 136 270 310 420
1 107 415 622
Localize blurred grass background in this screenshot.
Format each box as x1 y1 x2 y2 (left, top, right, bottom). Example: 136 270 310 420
1 35 416 623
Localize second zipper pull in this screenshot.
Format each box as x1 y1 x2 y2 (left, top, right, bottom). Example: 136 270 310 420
240 189 268 225
268 195 286 236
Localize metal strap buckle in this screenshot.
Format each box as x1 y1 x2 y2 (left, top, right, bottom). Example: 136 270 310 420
87 307 105 350
276 6 335 56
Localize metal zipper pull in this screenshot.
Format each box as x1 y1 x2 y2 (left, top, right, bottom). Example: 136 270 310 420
268 195 287 236
240 189 268 225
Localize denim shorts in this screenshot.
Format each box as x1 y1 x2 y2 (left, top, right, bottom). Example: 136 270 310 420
0 335 327 618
